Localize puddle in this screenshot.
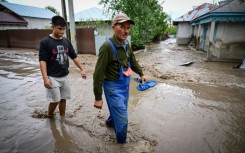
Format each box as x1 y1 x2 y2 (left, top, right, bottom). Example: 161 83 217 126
131 83 245 153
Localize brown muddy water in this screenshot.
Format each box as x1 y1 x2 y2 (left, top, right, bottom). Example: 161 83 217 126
0 39 245 153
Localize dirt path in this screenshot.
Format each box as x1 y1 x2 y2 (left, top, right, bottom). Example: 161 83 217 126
137 39 245 88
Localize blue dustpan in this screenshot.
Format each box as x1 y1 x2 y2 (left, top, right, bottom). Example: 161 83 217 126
134 78 142 83
136 81 157 91
145 81 157 87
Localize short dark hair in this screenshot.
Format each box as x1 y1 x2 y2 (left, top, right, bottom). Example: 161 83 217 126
51 15 67 27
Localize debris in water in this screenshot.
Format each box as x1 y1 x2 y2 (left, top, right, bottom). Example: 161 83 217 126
179 61 194 66
31 109 51 119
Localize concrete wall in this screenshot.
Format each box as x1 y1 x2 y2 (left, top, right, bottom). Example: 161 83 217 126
203 24 211 52
176 22 192 45
216 22 245 44
193 24 204 50
211 22 245 60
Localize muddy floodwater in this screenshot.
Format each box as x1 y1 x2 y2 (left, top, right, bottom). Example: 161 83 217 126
0 39 245 153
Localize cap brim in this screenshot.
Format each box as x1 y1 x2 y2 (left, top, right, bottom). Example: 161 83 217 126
117 19 135 25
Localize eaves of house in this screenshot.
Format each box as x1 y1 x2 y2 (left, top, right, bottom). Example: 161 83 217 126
0 11 27 25
173 3 216 25
190 0 245 26
0 2 56 19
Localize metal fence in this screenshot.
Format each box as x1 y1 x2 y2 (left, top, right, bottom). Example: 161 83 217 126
0 28 96 54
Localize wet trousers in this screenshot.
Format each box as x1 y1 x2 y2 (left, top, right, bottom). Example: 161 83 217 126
103 76 130 144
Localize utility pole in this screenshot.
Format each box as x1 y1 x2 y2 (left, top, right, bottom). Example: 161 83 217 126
61 0 70 40
68 0 77 53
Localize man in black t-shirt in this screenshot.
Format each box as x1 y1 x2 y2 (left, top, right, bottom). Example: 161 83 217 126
39 15 86 117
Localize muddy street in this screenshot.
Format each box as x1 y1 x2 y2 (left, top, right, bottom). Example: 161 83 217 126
0 39 245 153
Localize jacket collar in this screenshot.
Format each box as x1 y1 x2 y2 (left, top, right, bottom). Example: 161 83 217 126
111 35 129 48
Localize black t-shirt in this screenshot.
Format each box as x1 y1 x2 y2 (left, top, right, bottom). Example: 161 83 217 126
39 36 77 77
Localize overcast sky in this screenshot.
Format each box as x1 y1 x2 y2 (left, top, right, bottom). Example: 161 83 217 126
7 0 221 20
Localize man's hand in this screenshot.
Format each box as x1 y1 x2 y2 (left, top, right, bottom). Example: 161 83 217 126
94 100 103 109
81 70 86 79
140 75 146 84
44 78 52 89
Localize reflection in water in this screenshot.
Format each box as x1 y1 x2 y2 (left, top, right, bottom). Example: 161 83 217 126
49 118 79 153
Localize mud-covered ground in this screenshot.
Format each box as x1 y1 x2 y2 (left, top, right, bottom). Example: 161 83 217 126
0 39 245 153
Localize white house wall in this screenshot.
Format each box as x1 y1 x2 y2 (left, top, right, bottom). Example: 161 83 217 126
96 22 113 38
23 17 52 29
216 22 245 44
211 22 245 59
0 17 52 30
176 22 192 45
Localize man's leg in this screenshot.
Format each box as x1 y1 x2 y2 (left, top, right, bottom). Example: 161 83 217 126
112 106 128 144
106 115 114 128
104 86 128 144
59 76 70 117
59 99 66 116
48 102 59 116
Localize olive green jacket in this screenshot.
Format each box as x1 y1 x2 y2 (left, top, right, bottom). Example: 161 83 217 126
93 36 144 100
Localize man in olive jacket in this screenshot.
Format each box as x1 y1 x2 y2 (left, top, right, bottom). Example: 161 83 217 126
93 13 146 144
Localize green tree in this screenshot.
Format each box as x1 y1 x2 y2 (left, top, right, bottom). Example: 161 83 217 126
45 6 60 15
164 14 177 35
0 0 8 2
99 0 168 49
166 26 177 35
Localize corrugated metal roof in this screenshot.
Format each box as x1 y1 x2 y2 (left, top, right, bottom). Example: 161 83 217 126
190 0 245 24
174 3 216 22
75 7 112 22
0 2 56 19
211 0 245 13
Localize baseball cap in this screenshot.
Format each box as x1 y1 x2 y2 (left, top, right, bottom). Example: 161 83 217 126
112 13 135 25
